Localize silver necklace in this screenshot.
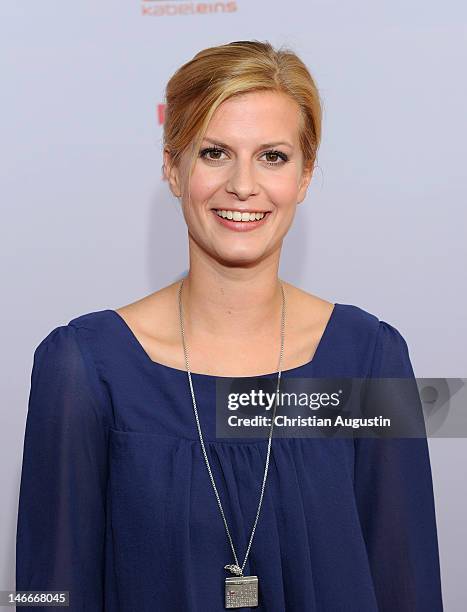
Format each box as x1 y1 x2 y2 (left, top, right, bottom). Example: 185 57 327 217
178 278 286 609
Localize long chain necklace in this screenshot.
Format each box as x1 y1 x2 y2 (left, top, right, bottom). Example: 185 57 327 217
178 278 286 609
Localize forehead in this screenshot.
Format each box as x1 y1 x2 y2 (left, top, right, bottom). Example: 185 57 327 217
205 91 302 145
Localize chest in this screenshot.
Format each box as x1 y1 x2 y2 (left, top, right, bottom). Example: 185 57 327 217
138 325 323 377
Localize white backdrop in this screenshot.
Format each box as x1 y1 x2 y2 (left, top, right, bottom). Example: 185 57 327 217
1 1 466 608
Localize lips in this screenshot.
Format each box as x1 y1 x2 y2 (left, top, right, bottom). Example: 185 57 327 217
211 209 272 232
211 209 272 214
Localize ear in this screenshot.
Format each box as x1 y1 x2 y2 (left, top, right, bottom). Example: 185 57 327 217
163 148 183 199
296 160 314 205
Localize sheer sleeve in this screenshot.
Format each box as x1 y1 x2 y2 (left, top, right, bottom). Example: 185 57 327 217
353 320 443 611
16 324 111 611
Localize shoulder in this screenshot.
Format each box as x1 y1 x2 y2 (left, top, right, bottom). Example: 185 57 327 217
288 284 412 374
282 282 383 340
281 281 409 337
34 309 111 356
33 308 115 377
331 300 413 377
112 282 182 349
318 291 408 345
335 300 410 350
31 310 115 408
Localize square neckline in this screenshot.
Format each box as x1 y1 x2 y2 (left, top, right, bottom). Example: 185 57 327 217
107 303 339 379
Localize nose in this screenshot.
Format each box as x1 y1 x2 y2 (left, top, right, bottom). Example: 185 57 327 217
225 156 260 200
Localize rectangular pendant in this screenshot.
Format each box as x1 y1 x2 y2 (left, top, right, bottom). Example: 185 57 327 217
225 575 259 608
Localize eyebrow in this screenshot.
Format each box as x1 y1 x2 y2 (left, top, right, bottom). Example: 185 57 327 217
202 137 294 149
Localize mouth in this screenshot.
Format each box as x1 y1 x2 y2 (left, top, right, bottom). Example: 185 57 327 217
211 208 272 232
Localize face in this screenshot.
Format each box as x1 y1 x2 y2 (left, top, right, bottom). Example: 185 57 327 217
164 90 314 266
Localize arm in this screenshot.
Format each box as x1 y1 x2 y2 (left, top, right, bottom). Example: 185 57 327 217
16 324 111 611
353 321 443 611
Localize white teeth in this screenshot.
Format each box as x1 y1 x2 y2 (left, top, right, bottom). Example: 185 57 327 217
215 209 267 222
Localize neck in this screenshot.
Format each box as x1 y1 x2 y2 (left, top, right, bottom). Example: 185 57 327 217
178 255 285 342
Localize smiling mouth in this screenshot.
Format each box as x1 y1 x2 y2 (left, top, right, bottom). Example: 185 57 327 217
212 209 272 222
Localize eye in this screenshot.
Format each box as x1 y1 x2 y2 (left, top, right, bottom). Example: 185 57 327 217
199 147 226 162
262 150 289 166
199 147 289 166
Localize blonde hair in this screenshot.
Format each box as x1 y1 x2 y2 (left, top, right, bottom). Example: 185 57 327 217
163 39 323 196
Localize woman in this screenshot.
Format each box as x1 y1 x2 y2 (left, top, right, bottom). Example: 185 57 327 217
16 40 443 611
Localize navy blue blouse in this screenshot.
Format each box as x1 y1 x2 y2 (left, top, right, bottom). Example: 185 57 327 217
16 303 444 611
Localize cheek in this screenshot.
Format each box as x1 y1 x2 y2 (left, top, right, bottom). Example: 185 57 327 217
266 174 301 206
187 176 220 206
